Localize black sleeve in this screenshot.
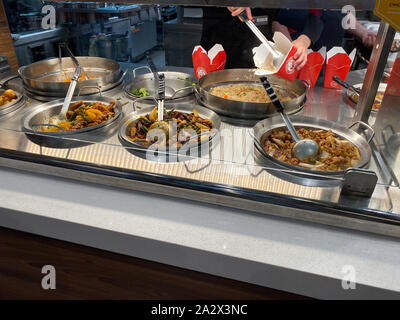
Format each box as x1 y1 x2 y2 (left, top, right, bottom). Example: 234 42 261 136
301 12 324 45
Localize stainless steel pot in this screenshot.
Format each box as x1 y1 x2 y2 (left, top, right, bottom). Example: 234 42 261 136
195 68 307 119
253 115 374 176
18 57 123 96
118 103 221 162
124 67 195 101
0 75 26 116
22 96 123 149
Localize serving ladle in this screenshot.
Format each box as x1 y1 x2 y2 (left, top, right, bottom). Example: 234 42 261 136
259 76 319 161
238 11 285 73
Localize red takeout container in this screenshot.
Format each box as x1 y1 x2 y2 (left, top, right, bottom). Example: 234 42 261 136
192 44 227 79
298 47 326 87
253 32 299 82
384 57 400 96
323 47 356 89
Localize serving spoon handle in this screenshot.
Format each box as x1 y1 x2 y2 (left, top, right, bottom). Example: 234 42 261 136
259 76 301 142
59 66 82 120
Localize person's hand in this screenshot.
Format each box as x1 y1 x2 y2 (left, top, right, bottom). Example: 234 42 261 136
361 31 377 47
227 7 253 21
292 35 311 70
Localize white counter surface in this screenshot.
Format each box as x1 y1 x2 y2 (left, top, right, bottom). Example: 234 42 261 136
1 165 400 299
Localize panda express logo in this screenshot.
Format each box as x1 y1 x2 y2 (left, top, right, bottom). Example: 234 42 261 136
285 57 296 74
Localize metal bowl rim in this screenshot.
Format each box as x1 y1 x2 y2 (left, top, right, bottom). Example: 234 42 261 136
22 97 122 136
253 115 372 176
118 104 221 152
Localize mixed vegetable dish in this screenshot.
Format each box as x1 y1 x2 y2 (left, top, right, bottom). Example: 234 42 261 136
126 106 213 148
263 127 361 172
42 100 116 132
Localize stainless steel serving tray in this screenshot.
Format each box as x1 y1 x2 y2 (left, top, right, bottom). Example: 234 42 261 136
253 115 374 176
0 76 25 116
19 57 122 96
118 103 221 161
195 68 307 120
22 96 123 148
124 69 195 101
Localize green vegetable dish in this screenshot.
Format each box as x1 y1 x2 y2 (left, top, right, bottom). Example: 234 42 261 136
131 88 150 98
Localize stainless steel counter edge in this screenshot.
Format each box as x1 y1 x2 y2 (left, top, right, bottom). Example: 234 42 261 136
0 163 400 299
1 150 400 238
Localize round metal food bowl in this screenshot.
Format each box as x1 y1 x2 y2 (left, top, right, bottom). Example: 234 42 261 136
22 96 123 149
0 87 26 117
0 75 26 116
253 115 373 177
118 103 221 163
124 70 195 102
19 56 123 96
253 146 342 187
195 68 307 120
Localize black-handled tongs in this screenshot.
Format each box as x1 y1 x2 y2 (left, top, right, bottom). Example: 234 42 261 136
332 75 383 104
157 73 165 121
332 75 361 95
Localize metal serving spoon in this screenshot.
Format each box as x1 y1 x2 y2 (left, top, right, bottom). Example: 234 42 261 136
259 76 319 161
55 65 82 122
238 11 285 73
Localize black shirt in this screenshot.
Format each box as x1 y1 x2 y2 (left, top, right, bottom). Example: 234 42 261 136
201 7 278 69
276 9 346 51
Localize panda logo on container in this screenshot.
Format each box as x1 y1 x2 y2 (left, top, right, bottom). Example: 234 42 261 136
196 67 207 79
285 57 296 75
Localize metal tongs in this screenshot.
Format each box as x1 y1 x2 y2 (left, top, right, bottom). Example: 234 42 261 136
157 73 165 121
260 76 319 161
146 54 165 120
238 11 285 72
332 75 382 104
59 42 90 81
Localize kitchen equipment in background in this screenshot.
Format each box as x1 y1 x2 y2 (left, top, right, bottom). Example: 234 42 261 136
96 33 130 61
164 7 202 67
13 28 67 66
130 20 158 61
0 56 12 78
51 3 159 62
